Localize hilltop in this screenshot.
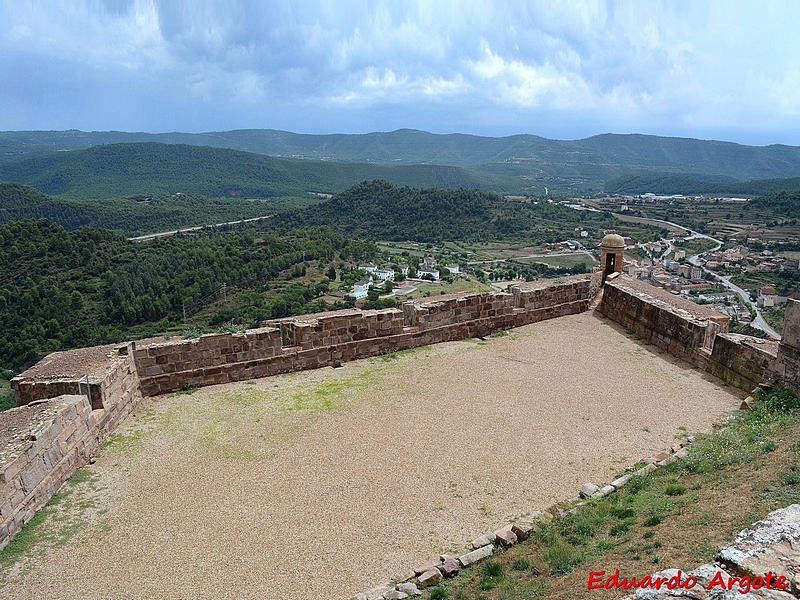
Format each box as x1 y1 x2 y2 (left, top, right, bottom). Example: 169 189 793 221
273 179 651 243
3 129 800 191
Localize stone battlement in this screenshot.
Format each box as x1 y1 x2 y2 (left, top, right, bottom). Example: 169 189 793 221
5 271 800 556
1 275 598 551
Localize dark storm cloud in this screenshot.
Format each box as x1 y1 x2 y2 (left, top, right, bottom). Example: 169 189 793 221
1 0 798 144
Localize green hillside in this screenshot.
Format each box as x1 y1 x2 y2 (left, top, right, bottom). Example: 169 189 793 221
0 142 524 199
0 219 373 371
3 129 800 191
604 174 800 196
274 179 659 243
0 182 308 236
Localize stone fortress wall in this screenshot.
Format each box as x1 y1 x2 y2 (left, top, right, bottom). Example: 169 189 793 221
0 274 597 551
3 270 800 553
598 274 800 394
0 344 142 549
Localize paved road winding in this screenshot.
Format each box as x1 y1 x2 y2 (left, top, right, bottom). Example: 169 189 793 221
568 202 781 339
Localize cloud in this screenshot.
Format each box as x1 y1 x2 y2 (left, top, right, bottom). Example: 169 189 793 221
0 0 799 144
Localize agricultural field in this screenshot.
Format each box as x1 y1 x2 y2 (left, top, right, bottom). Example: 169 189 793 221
516 253 598 270
393 278 493 300
671 238 718 257
592 196 800 243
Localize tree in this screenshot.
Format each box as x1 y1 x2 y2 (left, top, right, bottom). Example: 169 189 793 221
326 266 337 280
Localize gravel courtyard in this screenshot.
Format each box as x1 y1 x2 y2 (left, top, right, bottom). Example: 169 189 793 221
0 311 743 600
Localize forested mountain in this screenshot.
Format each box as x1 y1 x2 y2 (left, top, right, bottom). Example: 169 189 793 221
3 129 800 191
0 220 374 371
749 191 800 219
275 180 635 243
0 142 522 199
604 174 800 196
0 182 291 235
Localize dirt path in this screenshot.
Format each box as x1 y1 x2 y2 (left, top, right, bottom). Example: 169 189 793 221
0 312 743 600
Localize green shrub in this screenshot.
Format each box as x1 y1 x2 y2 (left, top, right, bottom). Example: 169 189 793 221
665 484 686 496
429 587 447 600
480 560 503 577
511 557 532 570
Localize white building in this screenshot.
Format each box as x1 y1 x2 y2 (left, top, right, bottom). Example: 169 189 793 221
358 264 378 275
417 268 440 280
374 268 395 281
445 264 459 274
351 280 372 299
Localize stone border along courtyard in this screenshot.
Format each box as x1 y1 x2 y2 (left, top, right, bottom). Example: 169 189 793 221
3 269 800 597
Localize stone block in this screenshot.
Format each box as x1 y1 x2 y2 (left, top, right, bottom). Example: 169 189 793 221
470 531 496 549
20 462 46 494
511 520 534 541
459 543 493 567
395 582 422 597
610 474 632 489
590 483 612 499
716 504 800 583
413 559 441 576
438 557 459 577
579 482 598 498
364 583 393 600
416 569 441 588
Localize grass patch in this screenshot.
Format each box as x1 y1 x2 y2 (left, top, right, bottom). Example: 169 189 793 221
170 383 198 396
664 484 686 496
0 466 103 570
374 345 429 362
98 430 144 455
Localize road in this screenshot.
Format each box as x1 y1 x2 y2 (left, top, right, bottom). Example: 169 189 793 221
651 222 780 337
567 200 781 338
128 215 274 242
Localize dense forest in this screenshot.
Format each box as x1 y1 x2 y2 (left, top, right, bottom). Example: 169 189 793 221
604 174 800 196
0 182 301 236
0 220 375 371
275 180 641 243
0 142 521 199
0 179 671 373
748 191 800 219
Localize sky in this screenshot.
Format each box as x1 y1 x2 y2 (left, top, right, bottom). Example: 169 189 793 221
2 0 799 145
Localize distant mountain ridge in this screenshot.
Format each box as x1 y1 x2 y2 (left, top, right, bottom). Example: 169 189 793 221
0 142 522 198
3 129 800 192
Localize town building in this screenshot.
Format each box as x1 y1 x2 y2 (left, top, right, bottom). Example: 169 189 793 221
374 269 395 281
351 280 372 299
417 268 440 280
